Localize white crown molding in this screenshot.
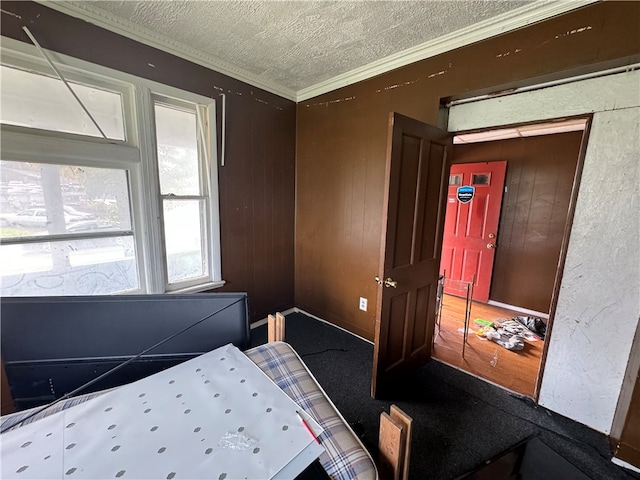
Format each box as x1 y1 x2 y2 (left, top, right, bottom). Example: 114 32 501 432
35 0 599 104
35 0 298 101
296 0 601 102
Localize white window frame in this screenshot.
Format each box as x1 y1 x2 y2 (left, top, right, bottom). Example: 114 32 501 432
0 36 223 295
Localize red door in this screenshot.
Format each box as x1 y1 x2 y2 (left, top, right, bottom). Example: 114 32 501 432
439 161 506 302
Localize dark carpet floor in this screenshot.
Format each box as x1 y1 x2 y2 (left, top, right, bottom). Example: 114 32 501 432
251 312 639 480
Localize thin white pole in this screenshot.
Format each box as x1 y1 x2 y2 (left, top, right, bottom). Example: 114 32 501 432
219 93 226 167
195 105 210 167
22 26 109 140
448 63 640 107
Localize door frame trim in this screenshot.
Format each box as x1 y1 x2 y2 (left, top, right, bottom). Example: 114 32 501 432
443 113 593 402
536 115 592 400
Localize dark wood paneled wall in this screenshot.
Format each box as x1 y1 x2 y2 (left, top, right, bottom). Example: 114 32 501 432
451 132 583 313
296 2 640 340
615 365 640 468
1 2 296 322
611 322 640 469
617 376 640 468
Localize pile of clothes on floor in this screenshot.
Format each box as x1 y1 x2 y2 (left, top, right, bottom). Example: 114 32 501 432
514 316 547 339
475 316 546 351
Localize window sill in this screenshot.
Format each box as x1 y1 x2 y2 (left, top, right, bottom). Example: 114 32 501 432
168 280 226 295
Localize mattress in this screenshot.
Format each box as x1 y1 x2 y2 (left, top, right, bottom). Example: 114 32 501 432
1 342 377 480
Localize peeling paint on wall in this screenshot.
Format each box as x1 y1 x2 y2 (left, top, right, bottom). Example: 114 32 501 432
213 84 283 109
536 27 592 49
214 85 235 95
306 96 357 108
496 48 522 58
555 26 592 39
427 70 447 79
425 63 454 79
253 95 285 111
375 79 420 93
0 9 22 19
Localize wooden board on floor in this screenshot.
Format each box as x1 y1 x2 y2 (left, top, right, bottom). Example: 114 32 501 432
268 313 285 343
389 405 412 480
379 412 405 480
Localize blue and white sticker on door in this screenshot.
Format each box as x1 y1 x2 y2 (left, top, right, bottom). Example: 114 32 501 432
456 186 475 204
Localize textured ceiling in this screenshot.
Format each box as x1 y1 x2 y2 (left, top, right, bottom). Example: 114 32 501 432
67 0 539 97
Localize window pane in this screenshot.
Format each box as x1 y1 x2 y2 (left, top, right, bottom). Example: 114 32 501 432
154 103 200 195
0 236 138 295
163 200 207 284
0 161 131 239
1 66 125 140
472 173 491 185
449 174 462 186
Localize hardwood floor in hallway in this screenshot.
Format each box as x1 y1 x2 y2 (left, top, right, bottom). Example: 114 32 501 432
432 294 545 397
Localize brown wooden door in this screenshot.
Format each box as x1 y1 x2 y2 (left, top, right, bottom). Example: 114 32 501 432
372 113 451 398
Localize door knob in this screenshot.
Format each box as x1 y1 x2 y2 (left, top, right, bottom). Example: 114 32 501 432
384 278 398 288
487 243 496 249
374 277 398 288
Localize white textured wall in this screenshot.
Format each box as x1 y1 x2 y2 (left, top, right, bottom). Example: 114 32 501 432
540 107 639 433
449 70 640 434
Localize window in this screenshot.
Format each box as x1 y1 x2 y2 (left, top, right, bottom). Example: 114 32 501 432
0 161 136 295
153 98 212 287
471 173 491 185
0 41 221 296
1 64 126 140
449 174 462 186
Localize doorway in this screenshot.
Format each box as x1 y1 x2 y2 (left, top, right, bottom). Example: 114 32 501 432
432 118 588 398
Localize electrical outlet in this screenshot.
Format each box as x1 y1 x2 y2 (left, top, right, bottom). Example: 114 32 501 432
359 297 367 311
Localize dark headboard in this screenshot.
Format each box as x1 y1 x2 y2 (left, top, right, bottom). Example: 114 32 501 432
1 293 249 410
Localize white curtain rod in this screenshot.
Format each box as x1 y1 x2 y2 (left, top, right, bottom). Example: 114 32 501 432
447 63 640 108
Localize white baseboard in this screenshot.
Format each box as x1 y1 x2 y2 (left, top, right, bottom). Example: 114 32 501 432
612 457 640 474
487 300 549 319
